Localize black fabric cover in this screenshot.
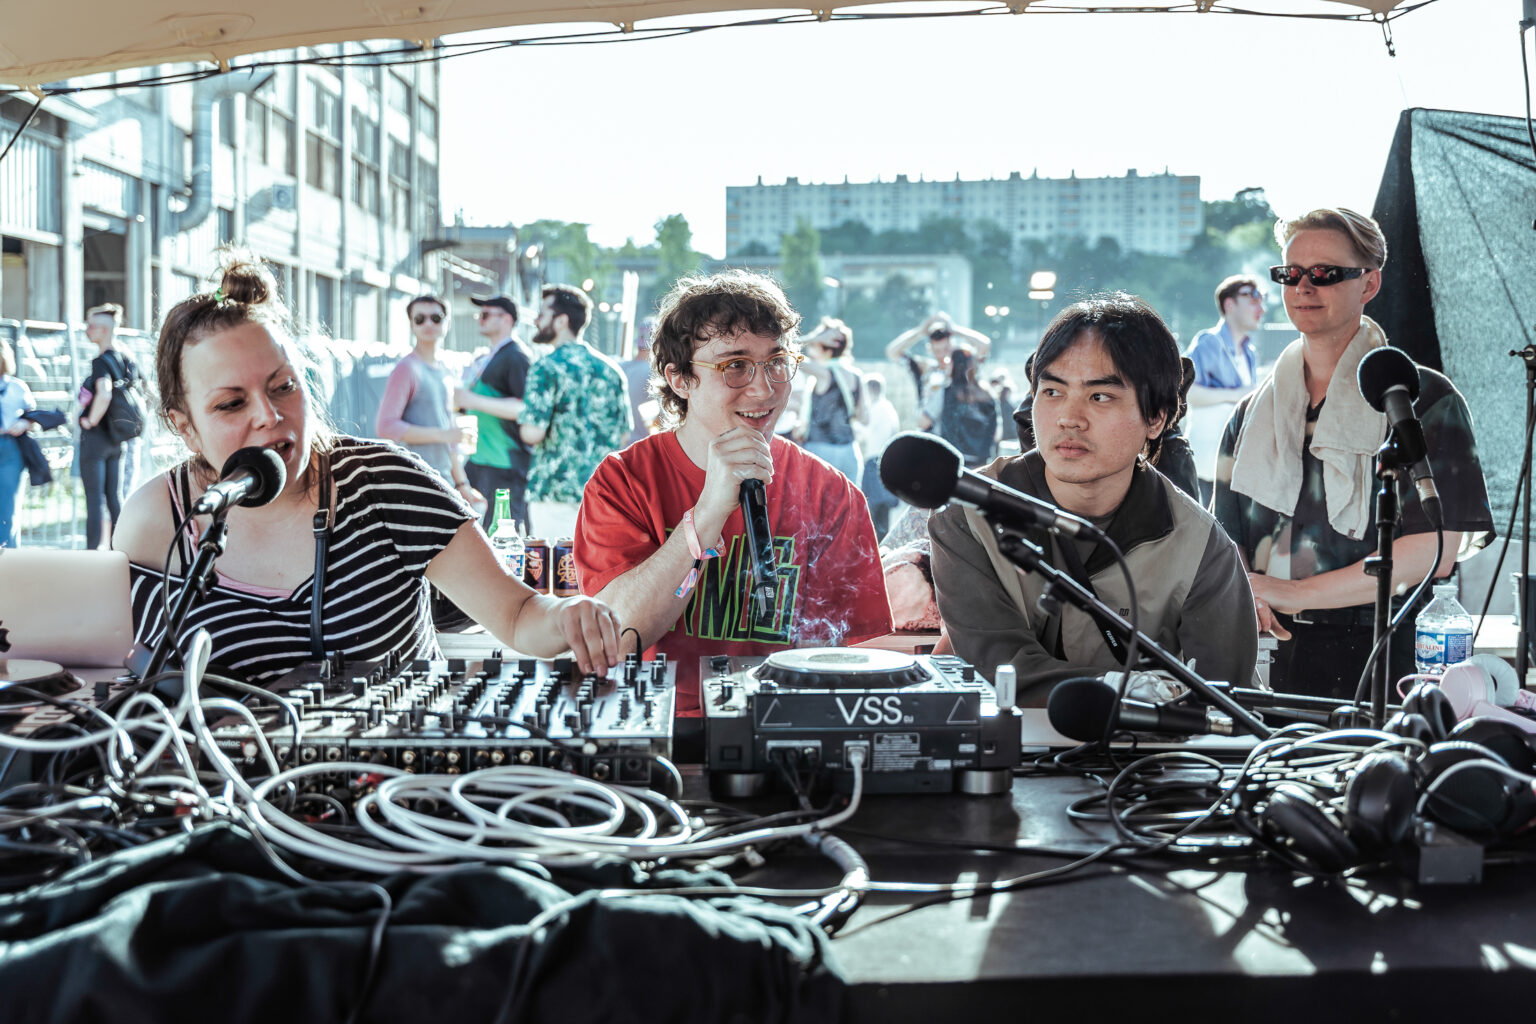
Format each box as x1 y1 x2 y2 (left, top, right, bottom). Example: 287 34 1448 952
1370 107 1536 528
0 822 846 1024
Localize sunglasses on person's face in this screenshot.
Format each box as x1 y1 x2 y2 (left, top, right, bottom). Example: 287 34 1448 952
1269 264 1372 288
412 313 445 325
478 309 503 320
1234 287 1265 302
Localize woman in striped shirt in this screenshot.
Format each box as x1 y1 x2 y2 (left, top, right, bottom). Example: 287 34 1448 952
113 252 621 685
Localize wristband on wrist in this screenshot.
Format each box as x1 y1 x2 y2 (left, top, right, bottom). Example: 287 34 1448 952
675 508 722 599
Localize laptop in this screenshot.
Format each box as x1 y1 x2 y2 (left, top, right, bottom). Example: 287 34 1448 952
0 548 135 668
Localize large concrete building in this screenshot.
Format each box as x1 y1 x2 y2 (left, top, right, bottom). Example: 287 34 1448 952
0 45 447 348
726 168 1202 258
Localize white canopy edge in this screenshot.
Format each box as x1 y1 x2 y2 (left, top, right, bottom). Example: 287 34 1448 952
1 0 1415 90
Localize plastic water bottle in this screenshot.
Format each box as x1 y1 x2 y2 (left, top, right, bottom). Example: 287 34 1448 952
489 489 525 582
1414 581 1475 674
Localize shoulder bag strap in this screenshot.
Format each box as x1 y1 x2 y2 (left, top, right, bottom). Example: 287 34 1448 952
309 450 333 659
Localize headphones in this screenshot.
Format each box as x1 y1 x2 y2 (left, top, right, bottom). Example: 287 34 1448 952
1256 750 1417 873
1254 706 1536 874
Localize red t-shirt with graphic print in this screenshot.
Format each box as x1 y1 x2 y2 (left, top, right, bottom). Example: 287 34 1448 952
575 432 892 716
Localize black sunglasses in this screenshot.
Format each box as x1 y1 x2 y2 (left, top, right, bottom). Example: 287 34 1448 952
1269 264 1372 288
412 312 445 325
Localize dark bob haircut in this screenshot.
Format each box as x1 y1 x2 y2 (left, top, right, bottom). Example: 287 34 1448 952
1029 292 1184 465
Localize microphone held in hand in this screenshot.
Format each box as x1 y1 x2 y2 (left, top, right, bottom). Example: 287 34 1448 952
1357 346 1441 526
192 446 288 515
739 478 777 625
1046 676 1235 742
878 431 1086 537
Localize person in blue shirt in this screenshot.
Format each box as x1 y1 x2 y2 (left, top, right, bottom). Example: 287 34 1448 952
1183 274 1265 503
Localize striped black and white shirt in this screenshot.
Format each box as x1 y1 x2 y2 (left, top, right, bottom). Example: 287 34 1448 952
129 437 475 685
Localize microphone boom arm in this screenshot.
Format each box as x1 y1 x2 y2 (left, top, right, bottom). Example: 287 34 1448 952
990 521 1273 738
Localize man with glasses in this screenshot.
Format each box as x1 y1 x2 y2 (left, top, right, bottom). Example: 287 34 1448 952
573 271 890 719
377 295 482 510
1212 208 1493 699
454 294 532 532
517 284 631 542
1184 275 1265 504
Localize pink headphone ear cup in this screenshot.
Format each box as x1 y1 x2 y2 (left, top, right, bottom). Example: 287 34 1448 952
1438 662 1491 717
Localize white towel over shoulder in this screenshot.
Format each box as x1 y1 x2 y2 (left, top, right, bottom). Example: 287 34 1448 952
1229 317 1389 540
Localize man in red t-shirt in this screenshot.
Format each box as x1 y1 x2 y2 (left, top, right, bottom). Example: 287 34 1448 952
575 271 891 718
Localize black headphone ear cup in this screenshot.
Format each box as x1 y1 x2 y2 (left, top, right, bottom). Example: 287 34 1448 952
1262 784 1360 873
1385 711 1434 744
1419 740 1515 840
1402 682 1456 740
1447 718 1536 776
1344 752 1416 849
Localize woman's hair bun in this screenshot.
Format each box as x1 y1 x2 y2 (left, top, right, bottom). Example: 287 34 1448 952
216 250 276 307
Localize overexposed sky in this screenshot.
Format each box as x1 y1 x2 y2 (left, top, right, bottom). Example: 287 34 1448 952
441 0 1529 257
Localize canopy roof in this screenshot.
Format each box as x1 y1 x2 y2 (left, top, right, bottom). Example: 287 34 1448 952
2 0 1421 90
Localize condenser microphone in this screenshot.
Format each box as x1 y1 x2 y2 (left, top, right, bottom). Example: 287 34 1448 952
739 478 777 625
192 446 288 515
878 432 1087 538
1357 346 1441 526
1047 676 1235 741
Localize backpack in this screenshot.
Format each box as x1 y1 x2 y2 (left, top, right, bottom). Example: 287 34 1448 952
101 351 146 444
940 392 998 468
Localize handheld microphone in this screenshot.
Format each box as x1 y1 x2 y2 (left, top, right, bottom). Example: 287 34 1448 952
878 432 1086 537
1047 676 1235 741
192 446 288 515
739 478 777 625
1357 346 1441 526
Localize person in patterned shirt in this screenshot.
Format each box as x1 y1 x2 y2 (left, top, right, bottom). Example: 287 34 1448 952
1212 208 1493 700
519 284 632 541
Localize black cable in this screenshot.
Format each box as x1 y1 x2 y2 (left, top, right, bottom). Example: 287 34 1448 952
0 93 44 166
1350 526 1443 709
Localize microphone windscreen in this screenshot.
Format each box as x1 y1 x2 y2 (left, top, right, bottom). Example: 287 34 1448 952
1357 346 1421 411
879 431 962 509
220 446 287 508
1046 677 1117 742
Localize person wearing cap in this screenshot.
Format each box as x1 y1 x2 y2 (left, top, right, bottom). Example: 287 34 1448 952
454 295 533 532
884 312 991 428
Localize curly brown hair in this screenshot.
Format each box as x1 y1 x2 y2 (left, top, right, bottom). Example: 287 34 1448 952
156 247 334 487
649 271 802 424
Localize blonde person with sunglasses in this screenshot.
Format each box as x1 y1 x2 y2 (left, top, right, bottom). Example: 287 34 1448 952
1211 208 1493 700
572 271 891 723
376 294 484 514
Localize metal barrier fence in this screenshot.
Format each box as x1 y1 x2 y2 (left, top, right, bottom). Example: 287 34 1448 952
6 319 425 549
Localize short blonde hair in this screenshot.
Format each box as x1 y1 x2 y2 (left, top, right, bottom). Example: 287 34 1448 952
1275 208 1387 270
0 338 15 377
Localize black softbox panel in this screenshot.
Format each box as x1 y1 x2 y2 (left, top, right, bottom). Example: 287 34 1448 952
1371 107 1536 534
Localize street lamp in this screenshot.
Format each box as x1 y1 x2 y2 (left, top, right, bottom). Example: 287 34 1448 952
1028 270 1057 344
822 275 843 317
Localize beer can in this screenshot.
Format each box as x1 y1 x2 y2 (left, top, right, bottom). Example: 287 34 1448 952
553 538 580 598
523 538 551 593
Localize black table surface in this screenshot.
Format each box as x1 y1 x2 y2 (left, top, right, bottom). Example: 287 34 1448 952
722 769 1536 1023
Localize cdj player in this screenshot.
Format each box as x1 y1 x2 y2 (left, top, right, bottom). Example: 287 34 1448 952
702 648 1020 797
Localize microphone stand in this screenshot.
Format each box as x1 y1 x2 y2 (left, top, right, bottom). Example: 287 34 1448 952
141 512 231 681
1364 432 1415 729
990 522 1273 738
1511 344 1536 683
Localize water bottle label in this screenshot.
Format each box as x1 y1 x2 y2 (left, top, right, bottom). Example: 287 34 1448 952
505 551 525 581
1414 630 1445 668
1444 630 1473 665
